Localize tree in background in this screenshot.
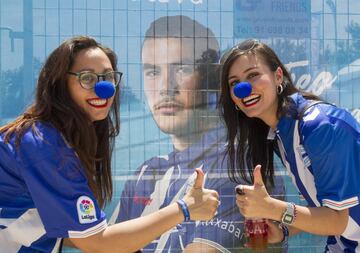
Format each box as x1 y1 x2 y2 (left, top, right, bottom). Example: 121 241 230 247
321 21 360 68
0 58 42 120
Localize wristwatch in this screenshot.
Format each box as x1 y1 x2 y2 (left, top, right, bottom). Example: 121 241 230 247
281 202 296 225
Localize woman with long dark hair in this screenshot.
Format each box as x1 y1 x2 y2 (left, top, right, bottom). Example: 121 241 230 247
219 39 360 252
0 36 219 252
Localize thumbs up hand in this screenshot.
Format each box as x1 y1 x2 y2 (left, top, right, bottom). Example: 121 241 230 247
193 166 205 189
235 165 272 219
182 166 219 221
253 164 266 187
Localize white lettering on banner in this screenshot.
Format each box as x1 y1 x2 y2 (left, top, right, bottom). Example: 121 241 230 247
285 60 337 96
286 60 360 124
311 72 337 96
199 218 243 239
138 0 202 4
271 0 308 13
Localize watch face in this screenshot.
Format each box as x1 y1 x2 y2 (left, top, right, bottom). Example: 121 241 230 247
283 214 294 224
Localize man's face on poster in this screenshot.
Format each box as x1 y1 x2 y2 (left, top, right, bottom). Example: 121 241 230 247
142 38 207 136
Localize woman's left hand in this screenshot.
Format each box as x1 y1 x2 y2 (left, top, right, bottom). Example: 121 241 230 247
235 165 274 219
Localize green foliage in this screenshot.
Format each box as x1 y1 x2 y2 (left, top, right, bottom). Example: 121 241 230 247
320 21 360 68
0 58 42 119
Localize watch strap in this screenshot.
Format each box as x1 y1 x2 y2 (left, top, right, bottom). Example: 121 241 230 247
281 202 296 225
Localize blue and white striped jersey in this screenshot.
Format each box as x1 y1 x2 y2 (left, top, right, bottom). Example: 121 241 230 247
271 93 360 252
113 124 286 252
0 122 107 252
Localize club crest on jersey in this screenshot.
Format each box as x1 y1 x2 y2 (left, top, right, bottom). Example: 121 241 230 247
77 196 97 224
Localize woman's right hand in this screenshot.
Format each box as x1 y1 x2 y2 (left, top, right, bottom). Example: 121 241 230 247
70 166 219 253
182 166 220 221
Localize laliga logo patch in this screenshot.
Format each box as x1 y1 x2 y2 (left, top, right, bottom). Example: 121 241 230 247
77 196 97 224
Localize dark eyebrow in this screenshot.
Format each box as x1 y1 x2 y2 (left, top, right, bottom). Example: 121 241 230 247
77 68 95 72
143 63 157 70
143 59 195 69
243 66 258 73
172 59 194 65
103 68 114 73
76 68 114 73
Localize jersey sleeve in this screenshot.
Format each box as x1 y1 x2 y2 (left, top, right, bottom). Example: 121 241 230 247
301 107 360 210
18 125 107 238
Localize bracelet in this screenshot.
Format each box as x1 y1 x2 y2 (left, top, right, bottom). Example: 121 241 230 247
279 223 289 244
176 199 191 222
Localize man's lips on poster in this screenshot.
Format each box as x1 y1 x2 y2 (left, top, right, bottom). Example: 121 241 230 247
154 100 184 115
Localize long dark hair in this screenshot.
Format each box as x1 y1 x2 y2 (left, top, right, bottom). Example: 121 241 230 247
0 36 120 207
219 39 319 189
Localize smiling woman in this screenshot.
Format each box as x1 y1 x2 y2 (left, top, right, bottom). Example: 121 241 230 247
0 35 219 253
219 39 360 253
66 47 117 122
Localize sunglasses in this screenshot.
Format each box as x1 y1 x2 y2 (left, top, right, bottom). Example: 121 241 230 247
221 39 260 63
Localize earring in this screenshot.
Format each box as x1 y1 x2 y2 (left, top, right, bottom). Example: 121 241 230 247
235 104 241 111
277 84 284 94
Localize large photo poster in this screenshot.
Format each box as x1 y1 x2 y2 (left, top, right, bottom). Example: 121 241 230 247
1 0 360 252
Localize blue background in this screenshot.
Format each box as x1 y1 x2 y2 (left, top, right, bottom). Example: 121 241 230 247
1 0 360 252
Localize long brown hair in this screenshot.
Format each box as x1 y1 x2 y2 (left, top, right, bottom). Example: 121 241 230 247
219 39 319 189
0 36 120 207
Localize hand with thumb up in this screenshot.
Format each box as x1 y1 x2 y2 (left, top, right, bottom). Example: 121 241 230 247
235 165 273 219
182 166 220 221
